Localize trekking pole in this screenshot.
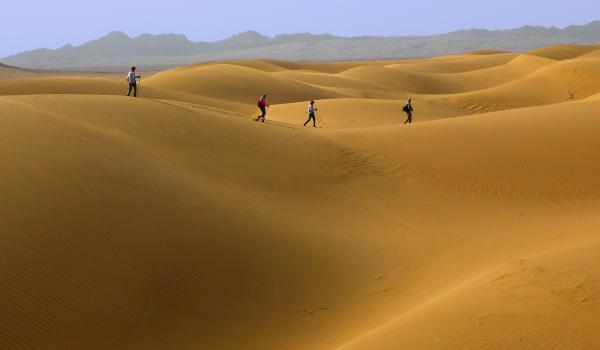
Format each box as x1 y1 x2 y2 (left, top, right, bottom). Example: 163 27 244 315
317 112 325 128
138 76 141 97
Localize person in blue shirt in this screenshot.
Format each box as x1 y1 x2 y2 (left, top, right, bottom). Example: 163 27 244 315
304 100 317 127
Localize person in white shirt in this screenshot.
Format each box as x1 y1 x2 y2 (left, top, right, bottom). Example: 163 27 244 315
304 100 317 127
126 66 141 97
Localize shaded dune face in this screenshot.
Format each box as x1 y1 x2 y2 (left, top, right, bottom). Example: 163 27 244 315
1 45 600 350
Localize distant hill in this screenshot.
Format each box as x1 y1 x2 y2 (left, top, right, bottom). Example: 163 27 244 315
0 62 20 69
2 21 600 71
0 62 37 79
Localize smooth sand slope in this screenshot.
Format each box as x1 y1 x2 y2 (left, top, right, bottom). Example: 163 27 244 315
1 44 600 350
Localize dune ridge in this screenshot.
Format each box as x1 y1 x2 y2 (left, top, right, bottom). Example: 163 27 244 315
1 44 600 349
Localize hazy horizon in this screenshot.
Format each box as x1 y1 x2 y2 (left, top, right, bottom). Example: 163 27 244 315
1 0 599 57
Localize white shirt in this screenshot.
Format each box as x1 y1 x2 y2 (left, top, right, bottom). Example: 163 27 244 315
308 104 315 114
127 72 137 84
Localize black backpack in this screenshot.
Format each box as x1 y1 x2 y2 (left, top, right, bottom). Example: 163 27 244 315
403 104 410 112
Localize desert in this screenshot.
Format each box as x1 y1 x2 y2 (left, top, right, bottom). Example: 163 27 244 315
1 41 600 349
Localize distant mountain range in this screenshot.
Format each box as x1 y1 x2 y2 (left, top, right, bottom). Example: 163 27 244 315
2 21 600 71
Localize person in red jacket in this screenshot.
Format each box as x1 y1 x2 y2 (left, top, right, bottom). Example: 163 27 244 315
257 94 269 122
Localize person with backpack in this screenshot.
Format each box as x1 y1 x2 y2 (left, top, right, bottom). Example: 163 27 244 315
257 95 269 122
126 66 141 97
403 98 414 124
304 100 318 127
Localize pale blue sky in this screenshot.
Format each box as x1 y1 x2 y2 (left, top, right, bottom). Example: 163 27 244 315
1 0 598 57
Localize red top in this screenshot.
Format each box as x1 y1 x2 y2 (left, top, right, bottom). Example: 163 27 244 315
258 98 269 107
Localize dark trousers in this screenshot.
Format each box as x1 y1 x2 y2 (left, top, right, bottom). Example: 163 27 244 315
258 107 266 121
404 112 413 124
304 113 317 127
127 83 137 97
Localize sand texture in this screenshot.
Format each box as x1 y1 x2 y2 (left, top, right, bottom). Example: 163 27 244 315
1 45 600 349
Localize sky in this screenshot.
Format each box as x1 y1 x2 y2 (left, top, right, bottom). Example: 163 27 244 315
0 0 599 57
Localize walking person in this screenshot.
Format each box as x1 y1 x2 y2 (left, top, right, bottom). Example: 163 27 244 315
304 100 318 127
126 67 141 97
257 94 269 122
403 98 414 124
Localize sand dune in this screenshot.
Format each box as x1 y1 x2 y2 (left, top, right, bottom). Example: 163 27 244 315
427 56 600 115
384 52 518 73
336 240 600 350
337 54 551 95
0 76 253 114
527 44 599 60
1 43 600 350
144 63 352 104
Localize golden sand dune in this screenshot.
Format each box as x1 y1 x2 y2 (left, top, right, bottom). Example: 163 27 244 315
580 47 600 58
144 63 352 104
384 52 518 73
0 76 252 114
269 97 467 127
433 56 600 115
465 49 510 55
337 240 600 350
337 54 552 95
1 44 600 350
206 59 399 74
527 44 599 60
